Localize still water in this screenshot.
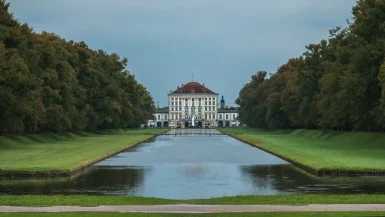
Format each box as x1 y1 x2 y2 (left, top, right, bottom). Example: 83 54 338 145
1 130 385 199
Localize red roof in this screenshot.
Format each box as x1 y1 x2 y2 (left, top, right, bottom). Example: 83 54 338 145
172 82 215 94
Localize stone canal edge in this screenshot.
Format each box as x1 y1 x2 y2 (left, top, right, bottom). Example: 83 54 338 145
1 204 385 213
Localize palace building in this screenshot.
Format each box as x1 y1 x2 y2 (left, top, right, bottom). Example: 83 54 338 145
168 82 218 128
147 81 240 128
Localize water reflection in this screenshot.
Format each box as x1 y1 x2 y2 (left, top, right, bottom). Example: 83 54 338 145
1 133 385 199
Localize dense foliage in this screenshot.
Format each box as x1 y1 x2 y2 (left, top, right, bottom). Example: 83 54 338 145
237 0 385 131
0 1 155 134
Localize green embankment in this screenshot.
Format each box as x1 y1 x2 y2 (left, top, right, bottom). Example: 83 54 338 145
219 128 385 174
0 212 384 217
0 129 168 176
1 195 385 206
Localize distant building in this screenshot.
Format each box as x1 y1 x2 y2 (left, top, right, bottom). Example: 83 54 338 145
217 109 240 127
220 96 225 109
147 107 169 127
147 81 240 128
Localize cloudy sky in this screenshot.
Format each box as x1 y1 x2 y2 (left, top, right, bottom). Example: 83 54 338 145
8 0 356 107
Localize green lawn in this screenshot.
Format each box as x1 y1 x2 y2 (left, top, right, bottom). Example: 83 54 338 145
219 128 385 174
1 195 385 206
0 212 384 217
0 129 168 175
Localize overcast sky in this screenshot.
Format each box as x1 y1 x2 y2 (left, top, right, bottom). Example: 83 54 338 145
8 0 356 107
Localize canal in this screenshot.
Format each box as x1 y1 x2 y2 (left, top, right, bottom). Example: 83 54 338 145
1 129 385 199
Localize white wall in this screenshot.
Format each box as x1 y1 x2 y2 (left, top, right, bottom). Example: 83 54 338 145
168 93 218 121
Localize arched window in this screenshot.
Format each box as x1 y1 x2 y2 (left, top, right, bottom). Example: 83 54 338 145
191 106 195 113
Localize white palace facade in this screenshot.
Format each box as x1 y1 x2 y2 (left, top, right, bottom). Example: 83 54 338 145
147 82 240 128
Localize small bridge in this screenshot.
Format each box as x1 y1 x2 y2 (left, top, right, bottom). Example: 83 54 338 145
164 129 224 136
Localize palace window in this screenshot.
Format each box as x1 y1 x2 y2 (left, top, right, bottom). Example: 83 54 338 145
185 106 189 112
213 106 215 111
171 102 174 105
209 107 211 111
205 114 208 119
171 107 174 111
209 114 211 119
179 106 182 111
219 114 222 119
165 115 168 119
185 98 188 101
179 101 182 105
212 114 215 119
198 106 202 112
172 98 174 100
233 114 236 119
205 106 207 111
226 114 229 119
185 115 188 120
191 106 195 113
158 115 160 120
209 101 211 105
171 114 174 120
192 98 195 101
198 115 202 120
199 98 202 102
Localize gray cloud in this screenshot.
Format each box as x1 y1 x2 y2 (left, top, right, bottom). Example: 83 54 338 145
9 0 356 107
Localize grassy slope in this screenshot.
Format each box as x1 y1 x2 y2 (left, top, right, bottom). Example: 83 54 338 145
0 129 168 174
219 128 385 173
0 212 384 217
1 195 385 206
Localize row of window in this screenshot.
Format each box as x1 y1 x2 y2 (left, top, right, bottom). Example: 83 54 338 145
171 97 216 101
170 101 215 106
219 114 237 120
171 106 216 112
156 113 237 120
156 115 168 120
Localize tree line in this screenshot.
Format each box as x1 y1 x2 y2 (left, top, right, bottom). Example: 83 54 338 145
0 1 155 135
236 0 385 132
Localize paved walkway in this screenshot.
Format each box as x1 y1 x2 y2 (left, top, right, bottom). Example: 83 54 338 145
1 204 385 213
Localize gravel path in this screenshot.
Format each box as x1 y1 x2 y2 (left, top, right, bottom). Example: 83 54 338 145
1 204 385 213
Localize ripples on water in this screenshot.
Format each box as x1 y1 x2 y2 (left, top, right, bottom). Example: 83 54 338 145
1 129 385 199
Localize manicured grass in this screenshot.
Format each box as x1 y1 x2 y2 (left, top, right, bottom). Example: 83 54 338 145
0 212 384 217
1 195 385 206
219 128 385 174
0 129 168 175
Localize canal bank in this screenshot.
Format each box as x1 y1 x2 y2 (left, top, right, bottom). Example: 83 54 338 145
2 130 385 199
0 129 169 177
219 128 385 176
1 194 385 206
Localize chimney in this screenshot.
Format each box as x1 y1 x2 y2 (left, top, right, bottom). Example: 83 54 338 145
177 86 179 89
203 83 205 87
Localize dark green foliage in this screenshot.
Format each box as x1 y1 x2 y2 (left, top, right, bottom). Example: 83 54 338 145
237 0 385 131
0 1 154 134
